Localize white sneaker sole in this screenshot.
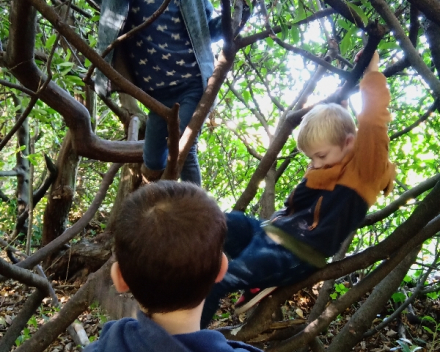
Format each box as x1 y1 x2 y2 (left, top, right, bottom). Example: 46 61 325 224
235 286 278 315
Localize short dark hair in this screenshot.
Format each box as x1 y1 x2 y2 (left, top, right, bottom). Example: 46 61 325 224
113 181 226 313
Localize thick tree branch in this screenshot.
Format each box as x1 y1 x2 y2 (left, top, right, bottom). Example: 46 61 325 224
370 0 440 98
6 0 163 162
0 257 51 294
407 0 440 27
323 0 365 29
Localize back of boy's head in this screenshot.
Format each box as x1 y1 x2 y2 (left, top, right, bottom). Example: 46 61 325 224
112 180 226 314
297 103 356 152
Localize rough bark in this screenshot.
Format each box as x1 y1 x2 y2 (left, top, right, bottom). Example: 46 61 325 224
41 131 80 247
407 0 440 27
424 19 440 80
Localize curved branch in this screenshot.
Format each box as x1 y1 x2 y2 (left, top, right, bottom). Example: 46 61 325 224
407 0 440 27
362 173 440 227
323 0 365 29
6 0 166 162
237 8 336 49
0 257 51 295
390 99 439 140
370 0 440 98
0 78 36 96
0 163 121 282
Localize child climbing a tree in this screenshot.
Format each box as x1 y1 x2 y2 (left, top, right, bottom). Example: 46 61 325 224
201 51 396 327
83 181 262 352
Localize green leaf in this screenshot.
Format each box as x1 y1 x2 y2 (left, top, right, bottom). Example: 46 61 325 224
346 3 367 27
290 26 300 44
340 26 357 55
45 33 57 49
391 292 406 303
266 37 274 48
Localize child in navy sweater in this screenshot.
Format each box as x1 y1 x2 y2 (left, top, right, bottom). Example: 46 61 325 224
84 181 262 352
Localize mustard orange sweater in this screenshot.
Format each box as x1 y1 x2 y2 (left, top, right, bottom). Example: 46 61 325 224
263 72 396 267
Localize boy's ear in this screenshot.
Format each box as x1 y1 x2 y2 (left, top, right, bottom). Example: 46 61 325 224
345 134 355 149
111 262 130 293
215 253 229 283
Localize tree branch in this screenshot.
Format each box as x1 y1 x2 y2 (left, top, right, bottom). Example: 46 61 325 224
323 0 365 29
0 163 122 281
370 0 440 98
361 173 440 227
162 103 180 181
407 0 440 27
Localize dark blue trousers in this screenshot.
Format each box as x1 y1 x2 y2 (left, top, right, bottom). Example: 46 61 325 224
143 85 204 185
201 211 318 328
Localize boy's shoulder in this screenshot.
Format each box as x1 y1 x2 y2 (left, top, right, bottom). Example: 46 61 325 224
83 312 190 352
84 311 263 352
176 328 262 352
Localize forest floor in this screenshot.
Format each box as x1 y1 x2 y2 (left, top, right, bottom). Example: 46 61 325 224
1 275 439 352
1 218 439 351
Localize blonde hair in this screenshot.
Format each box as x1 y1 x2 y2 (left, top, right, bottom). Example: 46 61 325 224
296 103 356 152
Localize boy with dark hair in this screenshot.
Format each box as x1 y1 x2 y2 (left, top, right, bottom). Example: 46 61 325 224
84 181 262 352
201 52 396 325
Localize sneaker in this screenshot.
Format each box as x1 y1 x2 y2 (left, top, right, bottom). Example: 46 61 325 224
234 287 278 314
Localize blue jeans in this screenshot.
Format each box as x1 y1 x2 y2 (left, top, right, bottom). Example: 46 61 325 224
143 84 204 185
201 211 318 328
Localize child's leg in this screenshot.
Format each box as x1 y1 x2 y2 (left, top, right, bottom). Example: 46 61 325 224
143 112 168 172
201 229 318 328
173 86 204 185
143 85 204 185
223 211 262 259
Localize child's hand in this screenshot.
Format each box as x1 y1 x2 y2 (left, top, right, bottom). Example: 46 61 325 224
355 50 379 74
